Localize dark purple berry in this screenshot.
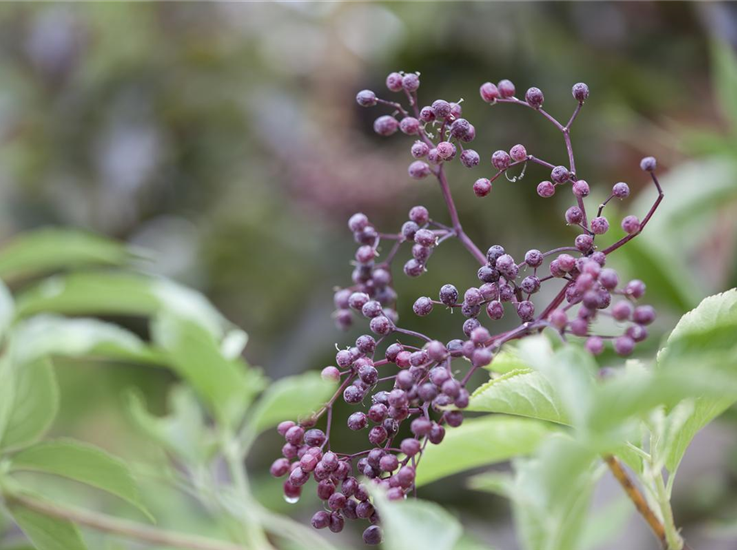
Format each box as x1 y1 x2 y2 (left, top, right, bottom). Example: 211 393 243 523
572 82 590 102
473 178 492 197
520 276 541 294
614 335 635 356
431 99 452 119
575 234 594 253
591 216 609 235
368 426 388 445
312 510 330 529
461 149 480 168
492 150 512 171
516 300 535 321
633 305 656 325
551 165 570 184
486 300 504 320
480 82 500 102
525 87 544 108
439 284 459 306
363 525 382 545
524 249 543 267
537 180 555 198
413 296 434 316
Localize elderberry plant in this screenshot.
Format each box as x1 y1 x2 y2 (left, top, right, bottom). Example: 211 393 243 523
272 71 665 545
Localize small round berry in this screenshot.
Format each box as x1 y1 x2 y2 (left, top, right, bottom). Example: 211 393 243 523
270 458 290 477
348 213 369 233
633 305 656 325
412 244 432 262
413 296 434 317
622 215 640 235
277 420 296 437
368 403 388 423
549 309 567 329
343 385 364 404
403 259 425 277
569 318 589 337
572 82 590 102
525 87 544 108
356 245 376 265
426 340 448 362
419 106 435 122
414 228 436 247
402 73 420 92
473 178 492 197
449 118 471 139
572 180 590 197
590 216 609 235
565 206 583 225
497 79 515 98
288 466 309 487
410 417 432 437
427 148 442 165
373 115 399 136
471 347 492 368
585 336 604 355
612 301 633 321
336 348 354 367
461 149 480 168
470 326 490 345
477 265 498 283
333 288 351 310
321 366 340 383
480 82 500 103
329 512 344 533
356 90 377 107
444 410 464 428
359 364 379 385
625 280 646 300
551 165 570 184
363 525 382 545
401 222 419 242
400 438 421 457
516 300 535 321
463 318 481 337
627 324 648 342
411 141 430 159
450 102 462 118
599 268 619 290
400 117 420 135
428 424 445 444
368 426 388 445
461 124 476 142
304 428 326 447
386 72 403 92
640 156 657 172
347 411 368 431
524 249 544 268
409 205 429 225
492 150 512 171
486 300 504 320
495 253 515 273
614 335 635 356
439 284 459 306
575 234 594 253
486 245 506 266
479 282 499 301
285 425 304 445
557 254 576 272
431 99 452 119
510 144 528 162
537 180 555 198
436 141 456 160
408 160 431 179
379 454 399 472
369 315 392 335
464 287 483 307
612 182 630 198
312 510 330 529
520 275 541 294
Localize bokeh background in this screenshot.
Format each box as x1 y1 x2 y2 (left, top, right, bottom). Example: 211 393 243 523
0 2 736 549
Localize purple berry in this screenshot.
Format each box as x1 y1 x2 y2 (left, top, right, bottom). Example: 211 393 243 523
575 234 593 253
585 336 604 355
566 206 583 225
436 141 456 160
400 117 421 135
386 72 403 92
411 141 430 159
374 115 399 136
492 150 512 171
591 216 609 235
537 180 555 198
551 165 570 184
363 525 382 545
612 182 630 198
413 296 434 316
572 179 590 197
409 205 429 225
510 144 527 162
525 87 544 108
633 305 656 325
614 335 635 356
498 79 515 98
625 280 646 300
408 160 431 179
516 300 535 321
474 178 492 197
622 215 640 235
572 82 590 102
480 82 500 103
524 249 544 267
461 149 480 168
402 73 420 92
640 156 657 172
431 99 452 119
439 284 459 306
356 90 377 107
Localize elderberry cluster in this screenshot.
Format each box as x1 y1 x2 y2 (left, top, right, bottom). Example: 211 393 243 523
272 71 664 545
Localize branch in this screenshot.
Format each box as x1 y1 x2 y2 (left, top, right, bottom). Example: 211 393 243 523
6 493 248 550
604 455 668 549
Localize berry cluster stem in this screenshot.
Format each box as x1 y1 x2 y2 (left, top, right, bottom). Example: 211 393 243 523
436 166 486 265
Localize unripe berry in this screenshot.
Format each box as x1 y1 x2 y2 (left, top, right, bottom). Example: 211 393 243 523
436 141 456 160
572 180 590 197
461 149 480 168
614 335 635 356
498 79 515 98
525 87 544 108
565 206 583 225
431 99 452 119
510 144 528 162
321 366 340 383
537 180 555 198
408 160 431 179
572 82 590 102
622 215 640 234
400 117 420 135
640 156 657 172
374 115 398 136
402 73 420 91
438 284 459 306
473 178 492 197
492 150 512 170
356 90 377 107
612 182 630 198
480 82 500 103
551 165 570 184
386 72 403 92
591 216 610 235
413 296 434 316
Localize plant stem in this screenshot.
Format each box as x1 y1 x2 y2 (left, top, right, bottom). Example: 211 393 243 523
654 471 684 550
604 455 668 549
5 493 248 550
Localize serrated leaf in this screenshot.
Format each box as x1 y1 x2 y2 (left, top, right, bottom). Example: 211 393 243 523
8 501 87 550
657 289 737 472
0 229 133 282
10 440 151 519
372 490 462 550
248 372 337 434
9 315 164 367
125 386 218 464
416 416 555 487
468 369 569 425
485 347 529 374
1 359 59 451
151 314 262 426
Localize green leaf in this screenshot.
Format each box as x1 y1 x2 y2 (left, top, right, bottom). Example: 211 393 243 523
579 496 633 550
657 289 737 472
9 315 164 367
0 278 14 339
510 434 600 550
1 359 59 451
8 502 87 550
485 347 529 374
10 439 151 519
0 355 15 446
712 40 737 130
468 369 569 425
0 229 133 282
151 314 263 425
14 272 233 340
125 386 218 464
372 490 462 550
416 416 555 487
248 372 337 434
467 471 514 498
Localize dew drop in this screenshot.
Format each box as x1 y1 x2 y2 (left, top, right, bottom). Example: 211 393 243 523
284 495 300 504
